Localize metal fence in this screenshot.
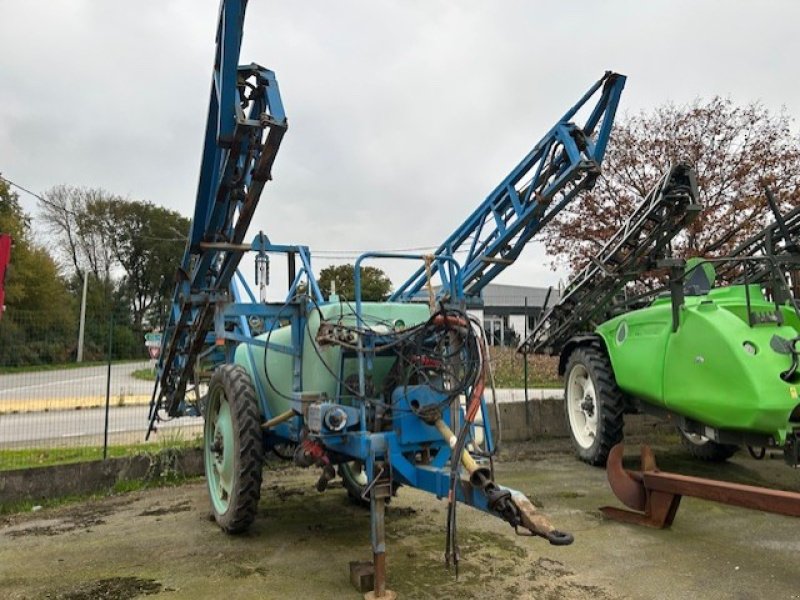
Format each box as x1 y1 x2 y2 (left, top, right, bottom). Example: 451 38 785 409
0 293 560 472
0 309 202 471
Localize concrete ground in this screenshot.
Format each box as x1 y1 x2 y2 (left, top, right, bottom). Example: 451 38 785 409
1 434 799 600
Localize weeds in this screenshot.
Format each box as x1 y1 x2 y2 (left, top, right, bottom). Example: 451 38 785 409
487 347 560 388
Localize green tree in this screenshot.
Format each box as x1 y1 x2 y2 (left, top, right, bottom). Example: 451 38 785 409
0 178 75 364
317 264 392 302
70 274 141 361
38 186 189 331
106 201 188 329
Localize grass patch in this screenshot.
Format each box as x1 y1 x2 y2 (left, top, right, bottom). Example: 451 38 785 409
0 435 203 515
488 347 561 388
0 435 201 472
0 359 143 375
131 367 156 381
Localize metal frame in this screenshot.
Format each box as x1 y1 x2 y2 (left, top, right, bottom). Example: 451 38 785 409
148 3 627 593
391 71 626 301
602 444 800 528
519 162 701 355
152 0 288 423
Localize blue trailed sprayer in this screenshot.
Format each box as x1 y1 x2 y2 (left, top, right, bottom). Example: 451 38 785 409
148 1 625 595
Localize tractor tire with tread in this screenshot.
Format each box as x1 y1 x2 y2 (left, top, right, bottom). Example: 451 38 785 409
204 364 265 534
678 428 739 462
564 344 625 466
338 462 398 507
339 462 369 506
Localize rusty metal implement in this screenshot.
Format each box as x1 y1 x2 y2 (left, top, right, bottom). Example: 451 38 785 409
601 443 800 528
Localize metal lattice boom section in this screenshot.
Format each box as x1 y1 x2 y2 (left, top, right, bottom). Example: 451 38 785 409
391 72 626 301
518 163 702 355
153 0 287 420
716 203 800 286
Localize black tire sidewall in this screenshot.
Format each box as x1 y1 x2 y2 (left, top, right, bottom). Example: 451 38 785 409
563 346 624 466
204 364 265 533
678 427 738 462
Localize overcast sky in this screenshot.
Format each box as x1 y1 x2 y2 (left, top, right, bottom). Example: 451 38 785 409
2 1 800 298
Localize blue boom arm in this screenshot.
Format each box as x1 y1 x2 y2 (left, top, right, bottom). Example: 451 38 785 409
391 71 625 301
152 0 288 421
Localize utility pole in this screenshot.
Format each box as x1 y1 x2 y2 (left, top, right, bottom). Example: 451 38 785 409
77 271 88 362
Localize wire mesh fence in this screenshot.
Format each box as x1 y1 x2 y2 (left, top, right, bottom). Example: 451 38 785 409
0 308 202 472
0 292 561 472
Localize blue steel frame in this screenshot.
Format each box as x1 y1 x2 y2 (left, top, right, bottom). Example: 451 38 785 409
391 71 626 301
150 0 627 572
152 0 288 420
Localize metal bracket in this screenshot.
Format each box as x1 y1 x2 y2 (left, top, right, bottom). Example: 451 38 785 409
601 444 800 528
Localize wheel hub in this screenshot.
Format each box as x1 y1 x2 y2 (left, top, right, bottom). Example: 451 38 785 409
211 433 224 456
567 363 599 450
580 394 595 417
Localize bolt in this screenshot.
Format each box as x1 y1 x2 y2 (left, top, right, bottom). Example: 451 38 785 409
581 395 595 417
211 433 224 455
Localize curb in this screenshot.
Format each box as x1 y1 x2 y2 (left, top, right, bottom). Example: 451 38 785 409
0 447 204 507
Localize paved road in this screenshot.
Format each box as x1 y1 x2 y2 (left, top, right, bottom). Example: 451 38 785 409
0 404 203 446
0 362 154 403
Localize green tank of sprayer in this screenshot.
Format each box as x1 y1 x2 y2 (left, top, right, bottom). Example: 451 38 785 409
235 302 432 420
520 163 800 467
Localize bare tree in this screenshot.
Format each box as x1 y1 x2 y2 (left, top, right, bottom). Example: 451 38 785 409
38 187 189 329
542 98 800 273
38 185 121 279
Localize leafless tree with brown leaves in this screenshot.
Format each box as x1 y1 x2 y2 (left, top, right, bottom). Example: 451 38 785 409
542 98 800 274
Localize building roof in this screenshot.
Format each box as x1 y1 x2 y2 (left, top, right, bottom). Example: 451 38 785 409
480 283 559 308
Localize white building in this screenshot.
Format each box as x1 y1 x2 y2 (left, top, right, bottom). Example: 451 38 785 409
470 284 558 347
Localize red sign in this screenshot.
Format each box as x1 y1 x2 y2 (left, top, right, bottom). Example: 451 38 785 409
0 234 11 319
148 346 160 359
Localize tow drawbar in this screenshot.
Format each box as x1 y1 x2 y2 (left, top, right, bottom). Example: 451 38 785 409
601 443 800 528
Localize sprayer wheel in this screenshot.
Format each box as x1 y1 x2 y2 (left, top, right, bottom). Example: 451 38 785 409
678 428 739 462
339 461 370 506
204 364 265 533
564 345 625 466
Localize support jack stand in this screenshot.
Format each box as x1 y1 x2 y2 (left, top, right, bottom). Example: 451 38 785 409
601 443 800 528
360 462 397 600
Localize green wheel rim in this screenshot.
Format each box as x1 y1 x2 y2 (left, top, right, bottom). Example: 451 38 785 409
205 386 235 515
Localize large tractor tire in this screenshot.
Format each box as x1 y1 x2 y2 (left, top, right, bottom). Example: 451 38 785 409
678 428 739 462
204 364 265 534
564 345 625 466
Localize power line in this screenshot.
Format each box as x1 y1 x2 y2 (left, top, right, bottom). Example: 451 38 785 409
0 173 71 215
2 174 524 259
0 174 187 243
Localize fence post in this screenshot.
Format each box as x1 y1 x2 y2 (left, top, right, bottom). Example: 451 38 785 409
76 272 88 362
103 311 114 460
523 296 530 430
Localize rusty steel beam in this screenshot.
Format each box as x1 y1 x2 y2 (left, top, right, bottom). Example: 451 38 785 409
601 444 800 529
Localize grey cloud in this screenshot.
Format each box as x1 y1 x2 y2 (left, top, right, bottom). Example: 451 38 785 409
2 0 800 297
